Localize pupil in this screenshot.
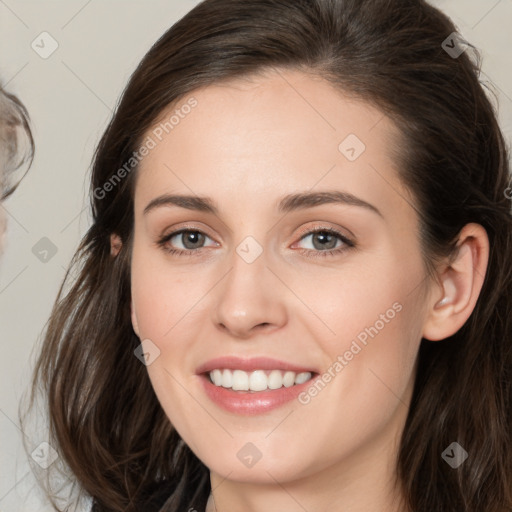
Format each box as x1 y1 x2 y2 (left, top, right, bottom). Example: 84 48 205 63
184 231 203 249
314 232 335 250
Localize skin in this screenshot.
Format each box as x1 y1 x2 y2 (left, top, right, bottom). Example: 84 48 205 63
119 68 489 512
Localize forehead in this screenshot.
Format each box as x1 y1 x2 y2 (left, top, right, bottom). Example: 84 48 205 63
134 68 413 220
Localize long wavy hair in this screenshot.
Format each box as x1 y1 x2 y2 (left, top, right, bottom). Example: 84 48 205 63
22 0 512 511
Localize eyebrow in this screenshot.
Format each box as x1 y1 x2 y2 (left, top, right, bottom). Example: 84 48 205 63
143 190 383 218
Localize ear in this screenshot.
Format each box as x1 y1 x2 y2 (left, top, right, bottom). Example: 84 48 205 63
131 300 140 338
110 233 122 257
422 223 489 341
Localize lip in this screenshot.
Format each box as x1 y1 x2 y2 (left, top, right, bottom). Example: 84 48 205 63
196 356 319 416
195 356 318 375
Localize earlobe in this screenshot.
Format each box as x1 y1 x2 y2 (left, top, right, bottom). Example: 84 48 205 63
422 224 489 342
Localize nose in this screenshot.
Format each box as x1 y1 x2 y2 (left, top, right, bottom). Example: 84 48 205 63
212 241 288 339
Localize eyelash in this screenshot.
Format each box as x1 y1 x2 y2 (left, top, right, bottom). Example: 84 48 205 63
156 226 355 259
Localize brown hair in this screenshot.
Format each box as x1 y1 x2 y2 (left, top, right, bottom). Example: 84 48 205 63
22 0 512 511
0 84 34 199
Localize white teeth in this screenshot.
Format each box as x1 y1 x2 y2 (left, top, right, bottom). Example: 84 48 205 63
294 371 311 385
232 370 249 391
208 369 313 391
212 369 223 386
221 369 233 388
268 369 283 390
282 371 295 387
249 370 268 392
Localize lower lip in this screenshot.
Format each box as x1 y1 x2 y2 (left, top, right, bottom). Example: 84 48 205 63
199 374 318 415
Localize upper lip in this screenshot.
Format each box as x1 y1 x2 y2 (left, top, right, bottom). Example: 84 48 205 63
196 356 318 375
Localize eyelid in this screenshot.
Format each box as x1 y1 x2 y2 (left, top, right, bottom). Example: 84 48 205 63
160 221 353 242
160 222 218 241
293 223 355 243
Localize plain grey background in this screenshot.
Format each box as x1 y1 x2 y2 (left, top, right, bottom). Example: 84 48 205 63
1 1 511 510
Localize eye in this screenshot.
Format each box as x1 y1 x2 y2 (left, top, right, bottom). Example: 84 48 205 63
156 226 355 258
293 227 355 259
157 228 218 256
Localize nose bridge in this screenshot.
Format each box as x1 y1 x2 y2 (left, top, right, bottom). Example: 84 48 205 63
212 232 287 337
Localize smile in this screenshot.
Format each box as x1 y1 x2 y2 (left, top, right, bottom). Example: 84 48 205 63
209 369 313 392
196 356 320 415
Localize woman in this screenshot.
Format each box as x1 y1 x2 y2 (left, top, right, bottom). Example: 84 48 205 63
24 0 512 511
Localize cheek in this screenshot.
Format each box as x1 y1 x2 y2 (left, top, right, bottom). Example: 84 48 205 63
130 247 208 339
130 251 210 433
303 253 424 401
294 256 412 346
290 289 422 465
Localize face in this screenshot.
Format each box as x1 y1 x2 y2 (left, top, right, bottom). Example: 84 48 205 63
130 68 432 486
